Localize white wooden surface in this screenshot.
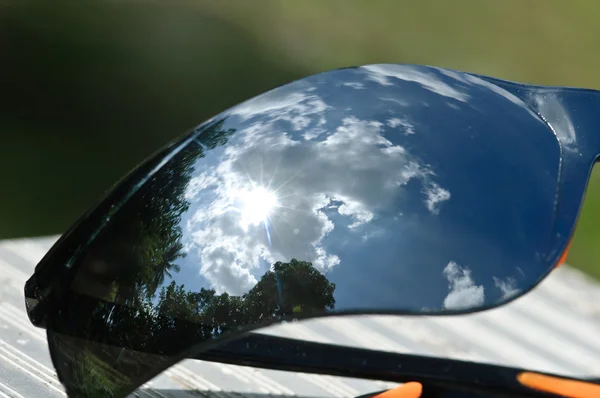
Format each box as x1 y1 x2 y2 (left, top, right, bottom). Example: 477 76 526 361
2 235 600 397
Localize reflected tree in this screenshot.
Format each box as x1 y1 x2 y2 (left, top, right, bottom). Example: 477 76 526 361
153 258 337 345
244 259 337 321
196 118 237 150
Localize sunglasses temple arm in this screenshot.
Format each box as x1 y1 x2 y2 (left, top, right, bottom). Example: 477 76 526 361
195 332 544 396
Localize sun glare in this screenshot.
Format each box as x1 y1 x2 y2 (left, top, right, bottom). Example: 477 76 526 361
235 185 279 231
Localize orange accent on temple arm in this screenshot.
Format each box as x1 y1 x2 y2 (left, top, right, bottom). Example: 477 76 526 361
518 372 600 397
372 382 423 398
554 238 573 269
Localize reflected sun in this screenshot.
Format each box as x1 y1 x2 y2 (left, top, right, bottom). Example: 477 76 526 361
232 185 280 232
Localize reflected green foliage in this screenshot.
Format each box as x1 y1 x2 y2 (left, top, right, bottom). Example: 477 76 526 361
66 350 121 398
55 259 336 397
158 282 249 337
157 258 337 332
140 258 335 348
91 143 202 302
197 119 238 150
245 260 337 319
48 333 131 398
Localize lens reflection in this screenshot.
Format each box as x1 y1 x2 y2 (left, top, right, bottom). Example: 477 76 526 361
45 64 564 397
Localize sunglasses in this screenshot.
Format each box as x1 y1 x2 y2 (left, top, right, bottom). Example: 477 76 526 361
23 63 599 397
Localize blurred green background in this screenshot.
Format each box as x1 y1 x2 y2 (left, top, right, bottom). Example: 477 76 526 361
2 1 600 278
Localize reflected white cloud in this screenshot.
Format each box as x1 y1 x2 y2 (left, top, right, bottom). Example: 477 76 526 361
184 173 219 201
424 182 451 215
443 261 485 310
336 196 374 229
302 127 327 141
529 93 577 151
380 97 410 107
343 82 365 90
494 276 520 299
387 118 416 135
362 64 470 102
437 68 543 121
361 228 385 242
186 89 451 295
227 88 330 131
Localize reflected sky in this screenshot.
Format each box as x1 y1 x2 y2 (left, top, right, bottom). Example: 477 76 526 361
125 63 563 313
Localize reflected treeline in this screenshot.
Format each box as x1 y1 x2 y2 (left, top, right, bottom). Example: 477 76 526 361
54 260 336 398
103 258 336 354
50 119 336 397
